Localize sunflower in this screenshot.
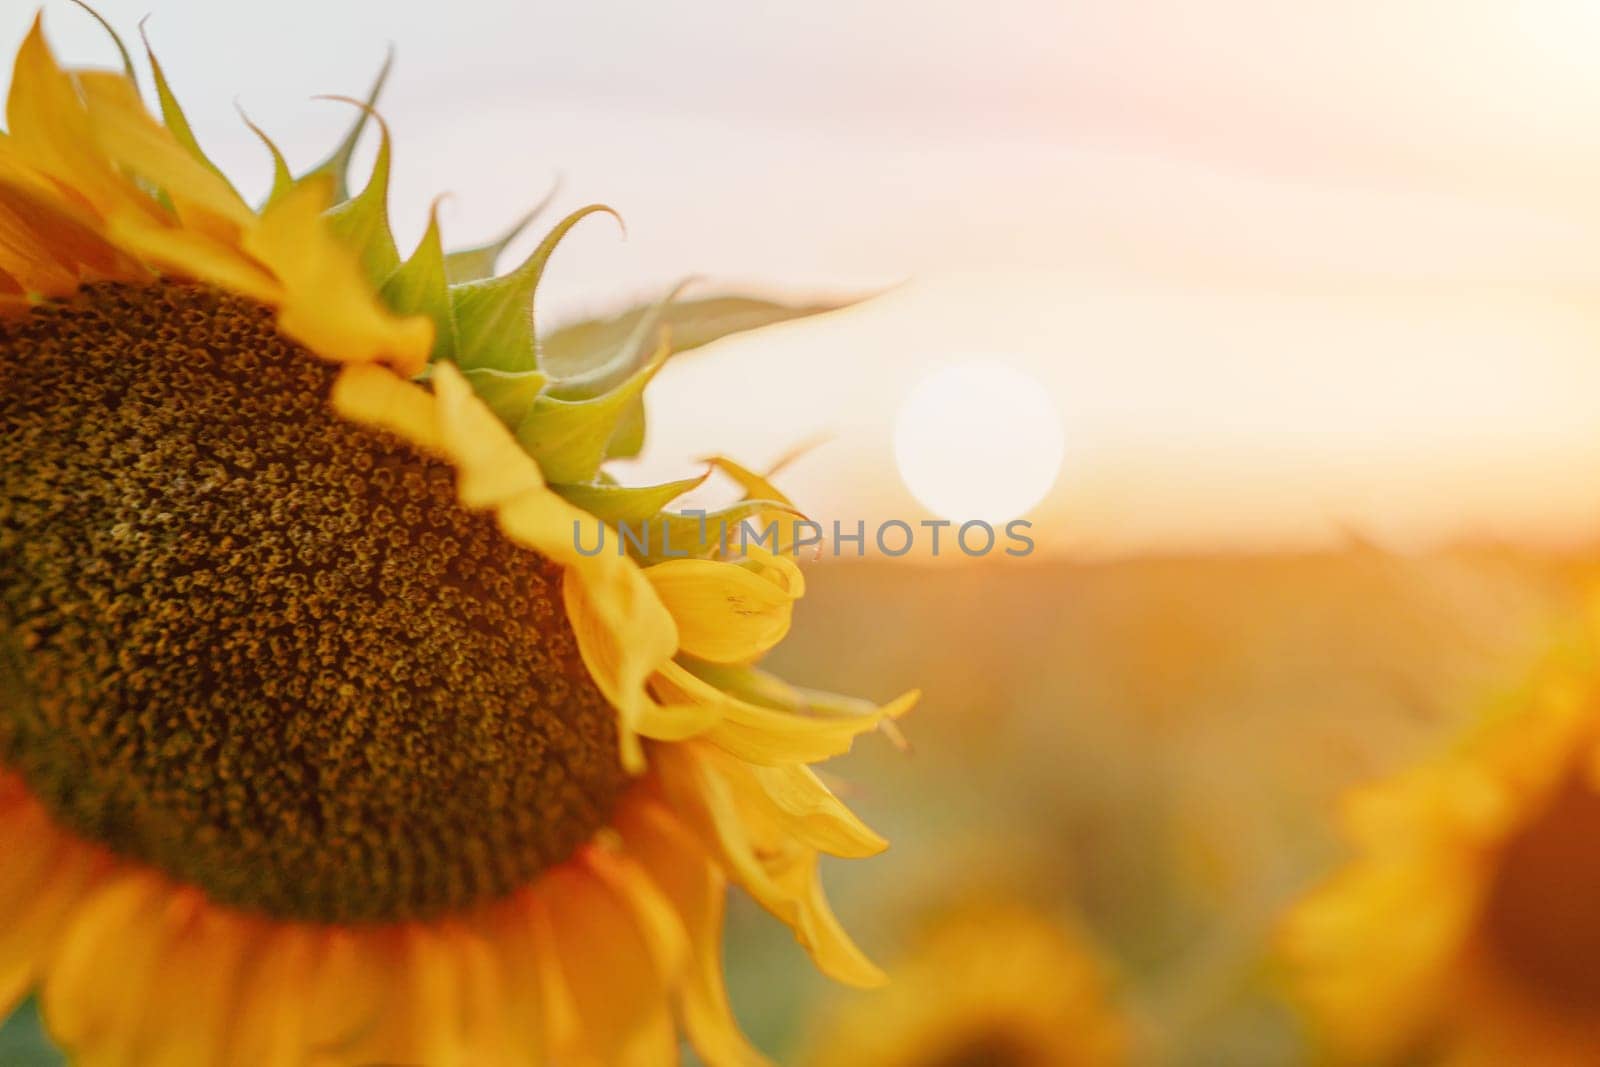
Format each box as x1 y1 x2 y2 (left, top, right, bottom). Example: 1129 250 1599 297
1277 629 1600 1065
0 8 917 1065
801 903 1127 1067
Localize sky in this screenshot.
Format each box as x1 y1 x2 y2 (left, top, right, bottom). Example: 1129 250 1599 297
8 1 1600 554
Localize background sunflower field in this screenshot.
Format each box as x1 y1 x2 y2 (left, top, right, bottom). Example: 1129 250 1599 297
7 1 1600 1063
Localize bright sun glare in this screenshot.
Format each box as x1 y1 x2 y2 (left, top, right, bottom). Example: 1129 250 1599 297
893 361 1066 523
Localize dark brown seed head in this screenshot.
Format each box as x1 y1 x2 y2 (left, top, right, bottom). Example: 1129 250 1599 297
0 281 627 923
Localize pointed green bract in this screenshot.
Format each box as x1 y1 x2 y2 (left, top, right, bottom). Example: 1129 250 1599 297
442 181 560 285
322 100 400 287
513 333 664 483
604 399 647 460
300 51 391 202
704 454 796 508
240 111 294 209
138 22 241 198
72 1 134 81
542 282 686 465
449 204 620 375
380 203 456 363
459 366 548 426
554 471 709 525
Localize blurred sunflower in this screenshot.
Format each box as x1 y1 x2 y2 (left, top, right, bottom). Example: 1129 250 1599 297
0 8 916 1065
802 903 1127 1067
1279 630 1600 1065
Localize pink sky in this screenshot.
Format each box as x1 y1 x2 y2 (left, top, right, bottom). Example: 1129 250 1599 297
9 1 1600 553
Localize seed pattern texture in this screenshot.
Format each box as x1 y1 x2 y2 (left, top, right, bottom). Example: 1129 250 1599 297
0 282 626 923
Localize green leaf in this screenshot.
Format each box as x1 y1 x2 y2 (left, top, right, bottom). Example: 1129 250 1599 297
0 997 64 1066
448 204 621 375
513 333 664 483
539 293 855 463
381 201 456 362
442 180 561 285
553 470 709 525
321 98 400 286
540 293 856 381
547 281 691 397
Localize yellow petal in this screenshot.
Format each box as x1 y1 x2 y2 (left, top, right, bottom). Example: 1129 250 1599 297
76 69 251 240
645 556 796 664
129 901 254 1067
524 894 583 1061
0 192 76 295
242 174 432 375
42 870 171 1060
654 660 914 765
615 796 774 1067
655 743 886 987
0 176 143 291
0 800 101 1020
329 363 444 455
586 845 691 982
299 929 390 1062
541 861 677 1063
636 699 723 742
218 921 316 1067
105 214 280 306
748 762 888 859
5 17 148 221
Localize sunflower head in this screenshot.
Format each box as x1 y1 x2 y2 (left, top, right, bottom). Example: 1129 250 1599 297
1279 629 1600 1065
802 902 1128 1067
0 7 915 1064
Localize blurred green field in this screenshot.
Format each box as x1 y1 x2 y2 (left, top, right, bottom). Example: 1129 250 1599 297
2 549 1581 1064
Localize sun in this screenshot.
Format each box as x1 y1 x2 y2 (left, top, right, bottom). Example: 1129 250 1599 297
893 360 1065 523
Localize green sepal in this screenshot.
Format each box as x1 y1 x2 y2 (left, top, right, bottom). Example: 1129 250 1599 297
448 204 621 375
72 2 135 80
604 400 647 460
136 20 242 199
542 282 686 464
239 110 294 209
321 100 400 286
380 201 456 363
553 471 709 525
460 366 548 426
703 454 795 507
298 51 391 203
513 334 664 483
442 181 560 285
